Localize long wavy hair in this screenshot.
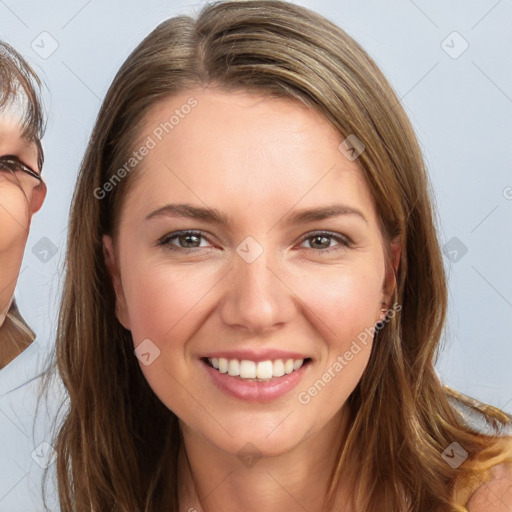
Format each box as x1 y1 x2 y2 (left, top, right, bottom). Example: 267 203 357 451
0 41 45 366
52 1 512 511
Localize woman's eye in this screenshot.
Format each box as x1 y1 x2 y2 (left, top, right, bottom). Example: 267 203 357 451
158 231 213 252
157 230 351 254
298 231 351 252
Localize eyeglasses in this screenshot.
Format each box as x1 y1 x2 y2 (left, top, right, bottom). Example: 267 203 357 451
0 155 42 182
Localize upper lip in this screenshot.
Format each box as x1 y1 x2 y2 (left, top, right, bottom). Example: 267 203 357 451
201 349 310 362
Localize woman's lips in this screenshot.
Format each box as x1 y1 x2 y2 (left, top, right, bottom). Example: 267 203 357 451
201 357 311 402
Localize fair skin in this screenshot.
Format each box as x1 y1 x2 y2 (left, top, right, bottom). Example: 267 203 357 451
0 115 46 361
467 462 512 511
103 86 403 512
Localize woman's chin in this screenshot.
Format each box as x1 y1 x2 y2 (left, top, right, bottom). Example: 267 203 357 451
193 422 311 461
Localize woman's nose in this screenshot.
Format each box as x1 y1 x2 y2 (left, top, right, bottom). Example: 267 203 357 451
218 238 296 335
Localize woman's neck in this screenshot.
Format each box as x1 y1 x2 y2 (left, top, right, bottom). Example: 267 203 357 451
177 403 355 512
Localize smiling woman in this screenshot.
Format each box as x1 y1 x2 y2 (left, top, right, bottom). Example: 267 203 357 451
52 1 512 511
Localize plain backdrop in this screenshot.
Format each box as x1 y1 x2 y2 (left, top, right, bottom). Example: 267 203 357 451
1 0 511 413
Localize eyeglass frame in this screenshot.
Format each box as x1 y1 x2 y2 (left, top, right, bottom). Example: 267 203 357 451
0 155 43 182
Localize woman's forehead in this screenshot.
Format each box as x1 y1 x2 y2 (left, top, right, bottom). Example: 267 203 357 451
0 114 39 162
0 89 29 133
0 83 30 119
0 115 35 142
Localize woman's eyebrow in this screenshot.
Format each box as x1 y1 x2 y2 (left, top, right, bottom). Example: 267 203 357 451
145 203 230 227
145 202 368 228
284 204 368 225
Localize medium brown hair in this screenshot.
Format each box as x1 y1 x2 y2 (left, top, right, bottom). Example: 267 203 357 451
53 1 512 511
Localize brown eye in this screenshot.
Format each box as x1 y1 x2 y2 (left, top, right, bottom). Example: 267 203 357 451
157 230 214 254
298 231 351 252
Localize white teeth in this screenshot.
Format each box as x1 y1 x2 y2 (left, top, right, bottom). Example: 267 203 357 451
256 360 273 379
228 359 240 376
240 360 257 379
218 358 228 373
272 359 285 377
293 359 303 370
284 359 294 374
207 357 306 379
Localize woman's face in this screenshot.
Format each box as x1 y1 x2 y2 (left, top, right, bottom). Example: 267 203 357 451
0 114 45 326
104 88 399 458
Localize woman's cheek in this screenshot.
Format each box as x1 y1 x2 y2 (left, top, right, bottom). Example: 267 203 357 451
0 186 30 252
124 262 218 345
0 210 29 319
295 263 383 339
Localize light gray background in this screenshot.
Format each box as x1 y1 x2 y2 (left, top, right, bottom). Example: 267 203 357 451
1 0 511 413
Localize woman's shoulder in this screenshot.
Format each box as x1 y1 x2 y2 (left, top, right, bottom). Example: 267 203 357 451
466 459 512 511
444 387 512 510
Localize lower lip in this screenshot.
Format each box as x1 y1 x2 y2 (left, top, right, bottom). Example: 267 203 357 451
201 359 310 402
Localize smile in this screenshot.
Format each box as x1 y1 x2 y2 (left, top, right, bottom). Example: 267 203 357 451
207 357 307 381
201 356 312 402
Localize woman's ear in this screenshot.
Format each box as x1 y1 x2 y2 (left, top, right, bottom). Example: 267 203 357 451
382 235 401 309
29 180 46 214
102 235 131 330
